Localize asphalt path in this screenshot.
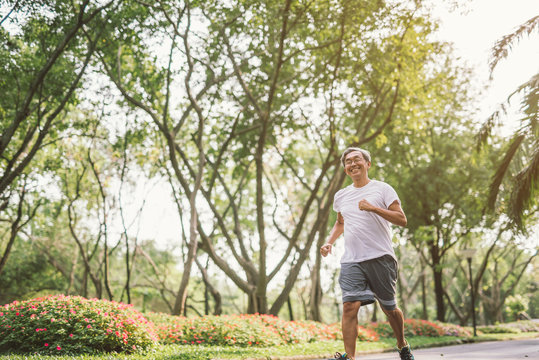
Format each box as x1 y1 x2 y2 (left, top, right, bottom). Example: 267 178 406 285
315 338 539 360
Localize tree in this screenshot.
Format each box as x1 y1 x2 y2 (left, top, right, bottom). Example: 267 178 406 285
478 14 539 229
374 51 493 321
0 0 116 276
480 242 536 323
93 0 444 315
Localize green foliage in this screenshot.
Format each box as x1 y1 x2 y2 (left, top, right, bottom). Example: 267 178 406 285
0 295 158 354
528 287 539 318
146 312 378 347
504 320 539 333
503 295 528 321
434 322 472 337
367 319 444 338
480 15 539 229
477 325 521 334
0 239 65 305
0 335 483 359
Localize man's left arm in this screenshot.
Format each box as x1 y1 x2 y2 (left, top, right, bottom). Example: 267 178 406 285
358 199 407 227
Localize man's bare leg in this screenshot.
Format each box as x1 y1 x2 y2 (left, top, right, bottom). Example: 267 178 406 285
382 307 407 348
342 301 361 359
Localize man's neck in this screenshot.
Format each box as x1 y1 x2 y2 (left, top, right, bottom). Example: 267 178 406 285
352 176 370 188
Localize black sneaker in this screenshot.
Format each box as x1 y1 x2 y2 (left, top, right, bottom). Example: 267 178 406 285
334 352 351 359
398 344 415 360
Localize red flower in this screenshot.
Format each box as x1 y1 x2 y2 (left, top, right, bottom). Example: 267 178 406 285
44 343 49 347
56 346 61 350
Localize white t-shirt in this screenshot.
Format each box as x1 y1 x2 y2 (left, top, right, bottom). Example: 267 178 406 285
333 180 400 263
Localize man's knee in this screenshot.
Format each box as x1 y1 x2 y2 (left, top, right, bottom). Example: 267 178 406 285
343 301 361 317
382 307 402 319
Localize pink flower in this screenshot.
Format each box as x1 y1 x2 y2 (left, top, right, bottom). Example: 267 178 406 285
87 325 92 328
44 343 49 347
56 346 61 350
69 334 73 337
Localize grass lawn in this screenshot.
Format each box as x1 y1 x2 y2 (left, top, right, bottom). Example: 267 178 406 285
0 333 537 360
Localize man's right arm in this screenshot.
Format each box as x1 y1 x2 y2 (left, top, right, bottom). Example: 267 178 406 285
320 212 344 257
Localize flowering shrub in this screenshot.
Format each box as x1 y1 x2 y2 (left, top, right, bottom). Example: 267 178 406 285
367 319 444 338
0 295 158 354
403 319 444 337
146 313 378 346
366 321 393 338
434 322 472 337
357 326 379 342
146 313 284 347
503 320 539 333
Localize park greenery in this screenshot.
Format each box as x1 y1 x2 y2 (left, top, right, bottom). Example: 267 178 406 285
0 0 537 355
1 295 538 356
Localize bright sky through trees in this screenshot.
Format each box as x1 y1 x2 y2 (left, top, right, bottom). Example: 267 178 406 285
135 0 539 248
431 0 539 134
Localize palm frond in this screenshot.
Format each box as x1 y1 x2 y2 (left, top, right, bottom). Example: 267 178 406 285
476 103 507 150
509 144 539 229
489 14 539 74
511 73 539 134
487 134 525 211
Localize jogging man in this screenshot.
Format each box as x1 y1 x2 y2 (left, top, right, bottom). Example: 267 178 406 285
321 147 414 360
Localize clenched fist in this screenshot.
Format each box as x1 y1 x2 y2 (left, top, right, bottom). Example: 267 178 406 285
320 243 333 257
358 199 375 212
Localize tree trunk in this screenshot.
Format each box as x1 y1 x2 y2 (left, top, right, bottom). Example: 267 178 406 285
173 191 202 315
196 257 222 315
287 296 294 321
430 244 445 321
371 302 378 322
398 274 406 318
309 216 328 321
308 261 323 321
421 262 428 320
0 191 24 276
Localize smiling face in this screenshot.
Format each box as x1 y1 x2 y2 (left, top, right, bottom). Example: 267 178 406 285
344 150 371 178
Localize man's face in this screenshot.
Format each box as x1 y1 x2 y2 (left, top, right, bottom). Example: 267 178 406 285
344 151 370 177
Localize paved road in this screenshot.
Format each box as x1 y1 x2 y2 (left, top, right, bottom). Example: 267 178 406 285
316 338 539 360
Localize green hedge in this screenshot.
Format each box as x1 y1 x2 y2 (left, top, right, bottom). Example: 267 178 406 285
434 321 472 337
367 319 444 338
478 325 521 334
145 312 379 346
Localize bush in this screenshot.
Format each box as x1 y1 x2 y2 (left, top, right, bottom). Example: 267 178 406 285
367 319 444 338
403 319 444 337
505 320 539 333
146 313 284 346
477 320 539 334
477 325 521 334
366 321 393 338
357 326 379 342
0 295 158 354
504 295 528 321
146 313 378 346
434 322 472 337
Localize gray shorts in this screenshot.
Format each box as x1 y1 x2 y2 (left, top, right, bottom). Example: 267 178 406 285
338 255 398 310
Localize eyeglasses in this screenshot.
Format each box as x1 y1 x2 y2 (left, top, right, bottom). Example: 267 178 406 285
344 156 364 165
